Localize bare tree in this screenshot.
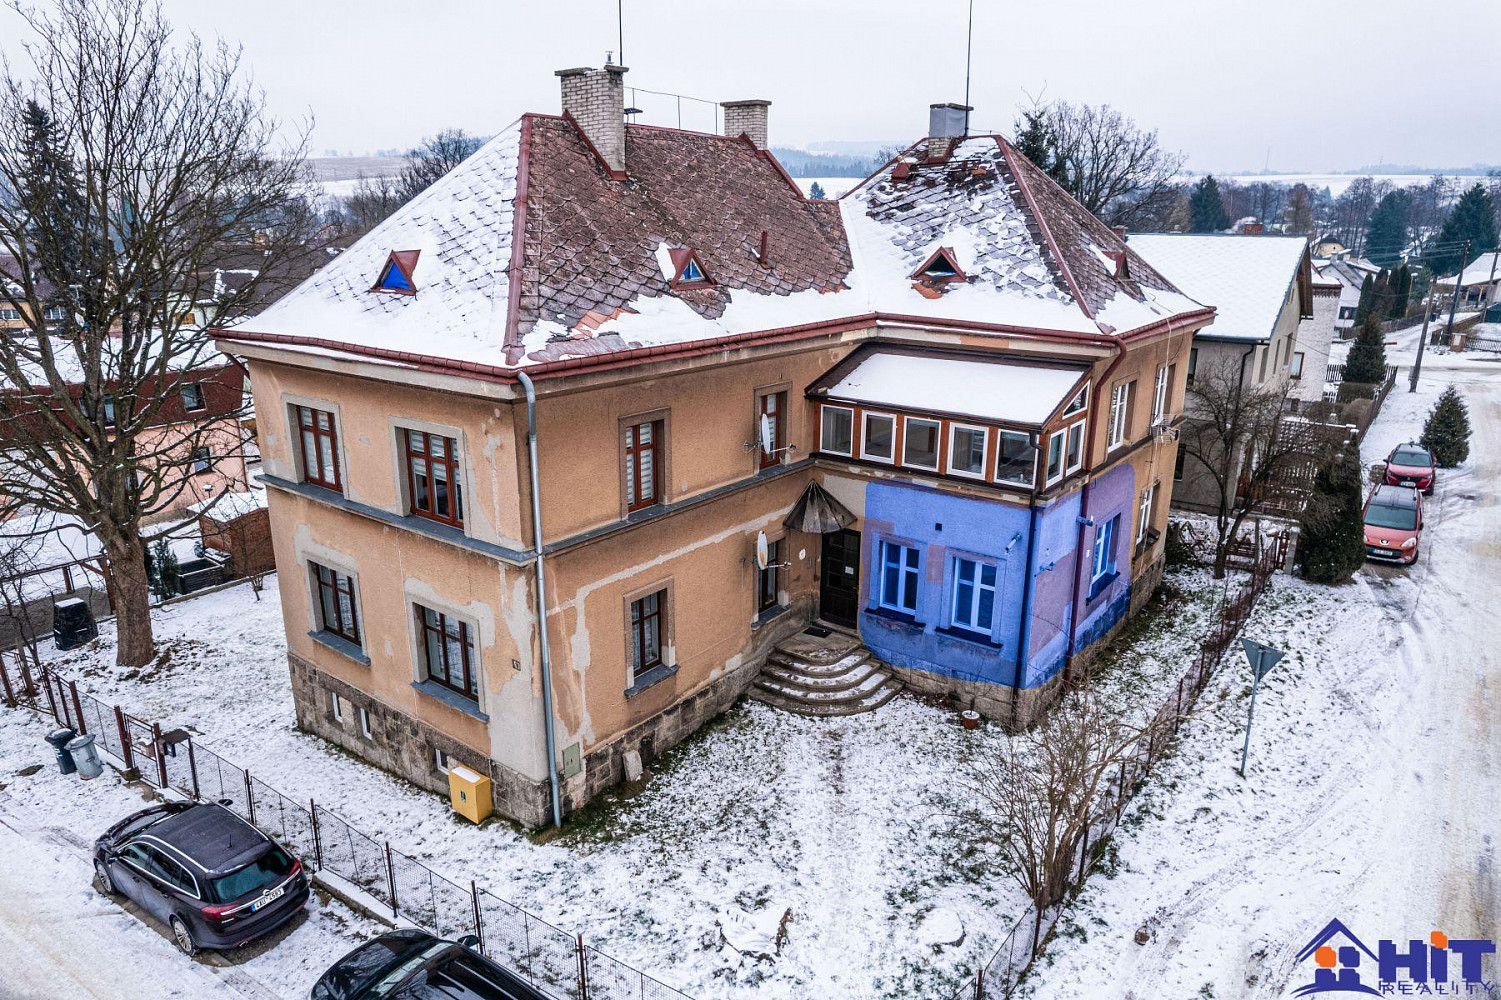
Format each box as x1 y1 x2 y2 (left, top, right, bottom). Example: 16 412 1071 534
339 173 403 236
0 0 318 667
963 689 1155 937
1019 101 1187 229
397 129 484 203
1180 359 1320 578
1284 183 1315 237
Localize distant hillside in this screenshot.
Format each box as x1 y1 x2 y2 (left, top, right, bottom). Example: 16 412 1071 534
770 147 884 178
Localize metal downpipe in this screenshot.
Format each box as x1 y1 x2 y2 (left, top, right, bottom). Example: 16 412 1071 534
517 372 563 829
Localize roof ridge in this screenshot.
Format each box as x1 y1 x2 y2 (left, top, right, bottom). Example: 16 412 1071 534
995 134 1096 324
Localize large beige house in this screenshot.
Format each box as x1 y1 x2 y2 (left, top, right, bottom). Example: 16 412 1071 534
217 66 1213 827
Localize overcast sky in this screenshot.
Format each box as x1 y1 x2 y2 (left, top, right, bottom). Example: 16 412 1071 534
5 0 1500 172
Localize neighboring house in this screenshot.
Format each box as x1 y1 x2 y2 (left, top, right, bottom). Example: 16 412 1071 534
215 65 1212 828
1125 232 1312 512
1317 260 1368 337
1291 268 1342 402
1434 251 1501 312
1311 234 1347 258
0 256 69 335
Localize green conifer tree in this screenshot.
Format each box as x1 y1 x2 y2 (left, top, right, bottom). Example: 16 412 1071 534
1430 184 1500 276
1354 273 1375 322
1343 311 1388 384
1420 387 1471 467
1298 446 1367 584
1189 176 1229 233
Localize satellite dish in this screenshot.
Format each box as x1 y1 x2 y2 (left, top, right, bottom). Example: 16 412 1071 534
755 530 769 570
759 413 775 456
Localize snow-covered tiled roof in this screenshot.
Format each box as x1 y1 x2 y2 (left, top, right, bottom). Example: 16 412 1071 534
227 121 1210 377
1125 233 1309 342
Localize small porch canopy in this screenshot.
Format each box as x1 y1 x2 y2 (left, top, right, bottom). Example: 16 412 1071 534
815 349 1088 427
783 480 856 534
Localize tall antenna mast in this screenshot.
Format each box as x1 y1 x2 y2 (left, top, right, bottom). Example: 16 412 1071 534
963 0 975 124
618 0 624 65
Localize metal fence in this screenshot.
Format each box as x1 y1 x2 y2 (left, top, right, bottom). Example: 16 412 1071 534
0 653 697 1000
955 546 1281 1000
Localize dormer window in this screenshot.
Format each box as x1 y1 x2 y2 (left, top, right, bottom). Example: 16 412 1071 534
911 246 966 283
1104 249 1130 280
373 250 420 295
668 248 713 289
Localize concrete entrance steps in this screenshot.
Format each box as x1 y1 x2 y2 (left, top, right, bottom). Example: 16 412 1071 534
748 630 903 717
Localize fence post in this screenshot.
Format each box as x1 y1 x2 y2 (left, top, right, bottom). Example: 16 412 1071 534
41 669 59 723
310 800 324 869
243 769 256 824
575 933 588 1000
384 842 398 917
186 740 201 800
0 653 15 708
69 682 86 734
470 880 484 954
114 706 134 772
150 722 167 786
974 967 985 1000
1079 828 1091 882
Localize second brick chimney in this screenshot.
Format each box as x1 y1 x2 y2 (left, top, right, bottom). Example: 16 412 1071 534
721 100 771 150
926 102 972 161
557 64 628 177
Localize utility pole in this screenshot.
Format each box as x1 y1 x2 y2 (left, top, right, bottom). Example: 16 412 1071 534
1440 239 1472 358
1409 287 1438 392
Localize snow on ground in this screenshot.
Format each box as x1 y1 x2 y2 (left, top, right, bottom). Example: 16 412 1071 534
11 562 1223 1000
0 706 384 999
1020 365 1501 999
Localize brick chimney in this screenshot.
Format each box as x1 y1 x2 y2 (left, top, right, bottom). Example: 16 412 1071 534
926 102 971 160
1243 222 1265 235
721 100 771 150
557 64 628 178
1112 225 1128 242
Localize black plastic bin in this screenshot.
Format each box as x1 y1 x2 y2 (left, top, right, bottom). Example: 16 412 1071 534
52 598 97 651
46 728 77 774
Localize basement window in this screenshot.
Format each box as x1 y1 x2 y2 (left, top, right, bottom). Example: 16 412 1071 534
911 247 965 283
372 250 420 295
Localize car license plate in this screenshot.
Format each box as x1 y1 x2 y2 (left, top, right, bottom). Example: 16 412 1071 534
251 885 285 912
1372 548 1395 557
1400 479 1416 486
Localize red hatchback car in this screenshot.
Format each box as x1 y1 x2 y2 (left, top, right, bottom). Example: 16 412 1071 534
1384 443 1436 494
1363 485 1424 564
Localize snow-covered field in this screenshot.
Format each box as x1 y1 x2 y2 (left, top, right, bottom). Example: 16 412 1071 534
1021 366 1501 999
6 566 1226 1000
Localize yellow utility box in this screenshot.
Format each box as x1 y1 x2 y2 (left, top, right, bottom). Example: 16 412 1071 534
448 765 493 824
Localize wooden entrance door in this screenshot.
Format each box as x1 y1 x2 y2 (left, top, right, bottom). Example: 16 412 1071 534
819 529 861 628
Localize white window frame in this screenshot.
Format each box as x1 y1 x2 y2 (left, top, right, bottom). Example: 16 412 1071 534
359 706 372 739
1045 429 1066 486
329 690 342 722
1290 351 1305 379
180 383 205 413
950 556 998 636
1137 484 1155 544
1091 515 1118 584
901 416 942 471
434 748 451 774
860 411 897 463
1062 383 1089 417
1152 365 1168 422
1065 421 1085 474
878 540 921 614
1108 382 1131 449
947 423 989 480
994 429 1036 488
820 405 854 457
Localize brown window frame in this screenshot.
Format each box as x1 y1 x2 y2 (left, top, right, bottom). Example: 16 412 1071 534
756 390 786 470
295 405 342 492
403 428 464 528
630 590 666 676
416 604 477 699
624 419 663 512
311 563 360 645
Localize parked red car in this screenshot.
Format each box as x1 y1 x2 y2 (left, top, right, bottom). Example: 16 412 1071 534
1363 484 1424 564
1384 443 1436 495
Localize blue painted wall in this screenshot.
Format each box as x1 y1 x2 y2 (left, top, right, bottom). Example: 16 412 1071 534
855 465 1135 692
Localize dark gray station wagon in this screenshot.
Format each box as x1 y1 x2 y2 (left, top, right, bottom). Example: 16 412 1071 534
93 801 309 956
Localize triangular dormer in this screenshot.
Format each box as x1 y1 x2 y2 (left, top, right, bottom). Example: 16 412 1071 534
372 250 421 295
668 248 713 289
911 246 966 283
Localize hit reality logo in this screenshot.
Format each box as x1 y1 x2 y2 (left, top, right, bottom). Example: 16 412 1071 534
1294 919 1496 996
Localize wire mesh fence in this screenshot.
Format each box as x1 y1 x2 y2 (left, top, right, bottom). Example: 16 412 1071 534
389 845 476 940
583 944 702 1000
312 803 392 905
477 890 584 1000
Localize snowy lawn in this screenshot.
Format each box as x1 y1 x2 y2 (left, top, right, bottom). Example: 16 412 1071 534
19 567 1225 1000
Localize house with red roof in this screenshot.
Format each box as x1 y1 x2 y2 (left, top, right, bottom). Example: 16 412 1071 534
215 65 1213 827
